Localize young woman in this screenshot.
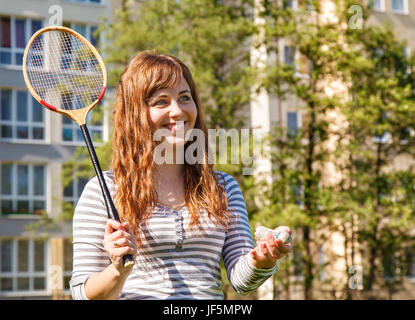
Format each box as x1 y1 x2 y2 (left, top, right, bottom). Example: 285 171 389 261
70 51 292 300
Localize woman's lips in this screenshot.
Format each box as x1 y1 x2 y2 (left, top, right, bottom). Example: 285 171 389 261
163 121 186 133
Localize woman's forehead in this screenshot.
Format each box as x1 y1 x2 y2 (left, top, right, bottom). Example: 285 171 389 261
150 76 190 97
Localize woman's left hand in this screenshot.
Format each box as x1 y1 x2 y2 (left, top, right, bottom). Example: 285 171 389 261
249 226 293 269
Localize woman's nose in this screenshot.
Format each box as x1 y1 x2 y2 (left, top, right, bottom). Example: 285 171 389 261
169 99 183 118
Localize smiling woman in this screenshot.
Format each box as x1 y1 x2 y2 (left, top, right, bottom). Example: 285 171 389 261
70 51 293 300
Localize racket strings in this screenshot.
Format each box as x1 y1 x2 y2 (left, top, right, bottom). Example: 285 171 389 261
25 30 104 111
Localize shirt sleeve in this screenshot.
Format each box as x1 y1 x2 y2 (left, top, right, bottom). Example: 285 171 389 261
219 173 277 295
69 176 112 300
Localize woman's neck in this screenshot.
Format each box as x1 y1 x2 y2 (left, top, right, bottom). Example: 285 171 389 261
154 163 185 182
153 163 186 208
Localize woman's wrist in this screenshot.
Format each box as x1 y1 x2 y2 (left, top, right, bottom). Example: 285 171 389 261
84 263 131 300
110 262 133 279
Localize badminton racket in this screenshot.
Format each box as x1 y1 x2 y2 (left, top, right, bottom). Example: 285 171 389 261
22 26 134 268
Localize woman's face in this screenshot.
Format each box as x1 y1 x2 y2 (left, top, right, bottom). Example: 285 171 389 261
147 76 198 146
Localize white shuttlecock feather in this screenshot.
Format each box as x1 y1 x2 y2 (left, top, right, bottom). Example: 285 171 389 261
254 226 292 244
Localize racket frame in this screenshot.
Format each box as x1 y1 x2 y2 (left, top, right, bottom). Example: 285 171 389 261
22 25 107 126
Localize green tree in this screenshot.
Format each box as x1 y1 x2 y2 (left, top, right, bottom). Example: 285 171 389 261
341 0 415 298
100 0 255 129
256 0 351 299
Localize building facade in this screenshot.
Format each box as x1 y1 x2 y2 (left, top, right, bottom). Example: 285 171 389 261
0 0 118 299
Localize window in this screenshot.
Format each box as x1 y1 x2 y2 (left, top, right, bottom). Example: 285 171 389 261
60 22 99 71
383 250 399 279
63 22 99 46
0 89 45 141
63 239 73 291
290 179 303 207
284 46 296 66
0 17 42 66
374 132 391 144
391 0 408 14
284 0 298 10
0 239 47 293
62 109 103 143
373 0 386 12
287 111 299 135
406 246 415 279
318 246 326 281
1 163 46 215
293 247 304 279
65 0 103 4
63 166 88 207
306 0 313 11
60 22 103 143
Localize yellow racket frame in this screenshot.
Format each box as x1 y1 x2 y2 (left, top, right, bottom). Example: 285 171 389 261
22 25 107 126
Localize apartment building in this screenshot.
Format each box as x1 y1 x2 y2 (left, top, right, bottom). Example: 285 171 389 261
0 0 119 299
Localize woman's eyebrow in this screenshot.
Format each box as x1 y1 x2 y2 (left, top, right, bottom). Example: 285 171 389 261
150 89 190 100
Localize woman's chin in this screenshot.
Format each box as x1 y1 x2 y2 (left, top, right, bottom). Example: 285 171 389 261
165 137 187 147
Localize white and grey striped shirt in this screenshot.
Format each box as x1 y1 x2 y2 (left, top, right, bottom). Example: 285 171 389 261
70 171 277 300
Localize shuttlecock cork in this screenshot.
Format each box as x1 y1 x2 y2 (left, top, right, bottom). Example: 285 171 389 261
275 231 292 244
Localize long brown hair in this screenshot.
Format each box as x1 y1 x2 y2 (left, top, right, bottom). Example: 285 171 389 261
112 51 232 242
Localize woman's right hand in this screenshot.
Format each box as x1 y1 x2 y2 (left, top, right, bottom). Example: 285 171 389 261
103 219 137 275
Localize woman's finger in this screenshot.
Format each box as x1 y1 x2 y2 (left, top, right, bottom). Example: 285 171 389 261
105 219 122 235
251 248 264 262
259 242 276 260
111 245 136 256
275 238 292 254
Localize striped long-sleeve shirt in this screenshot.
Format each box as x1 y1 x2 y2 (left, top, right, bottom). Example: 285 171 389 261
70 171 277 300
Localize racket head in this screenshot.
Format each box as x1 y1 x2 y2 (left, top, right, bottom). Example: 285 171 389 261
23 26 107 125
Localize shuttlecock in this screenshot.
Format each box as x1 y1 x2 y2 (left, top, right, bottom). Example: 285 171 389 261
255 226 292 244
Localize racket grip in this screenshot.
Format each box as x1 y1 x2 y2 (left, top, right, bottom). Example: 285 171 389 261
123 254 135 268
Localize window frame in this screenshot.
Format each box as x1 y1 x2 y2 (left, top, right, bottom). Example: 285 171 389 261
391 0 409 15
0 238 49 296
1 163 47 216
284 0 298 11
62 167 89 207
0 16 43 67
63 0 104 5
287 110 301 135
373 0 386 12
1 88 46 142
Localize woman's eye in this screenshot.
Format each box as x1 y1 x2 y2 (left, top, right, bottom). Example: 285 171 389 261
179 95 191 102
154 99 168 106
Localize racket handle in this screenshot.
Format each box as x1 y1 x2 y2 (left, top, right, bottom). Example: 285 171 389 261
80 124 135 269
123 254 135 268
